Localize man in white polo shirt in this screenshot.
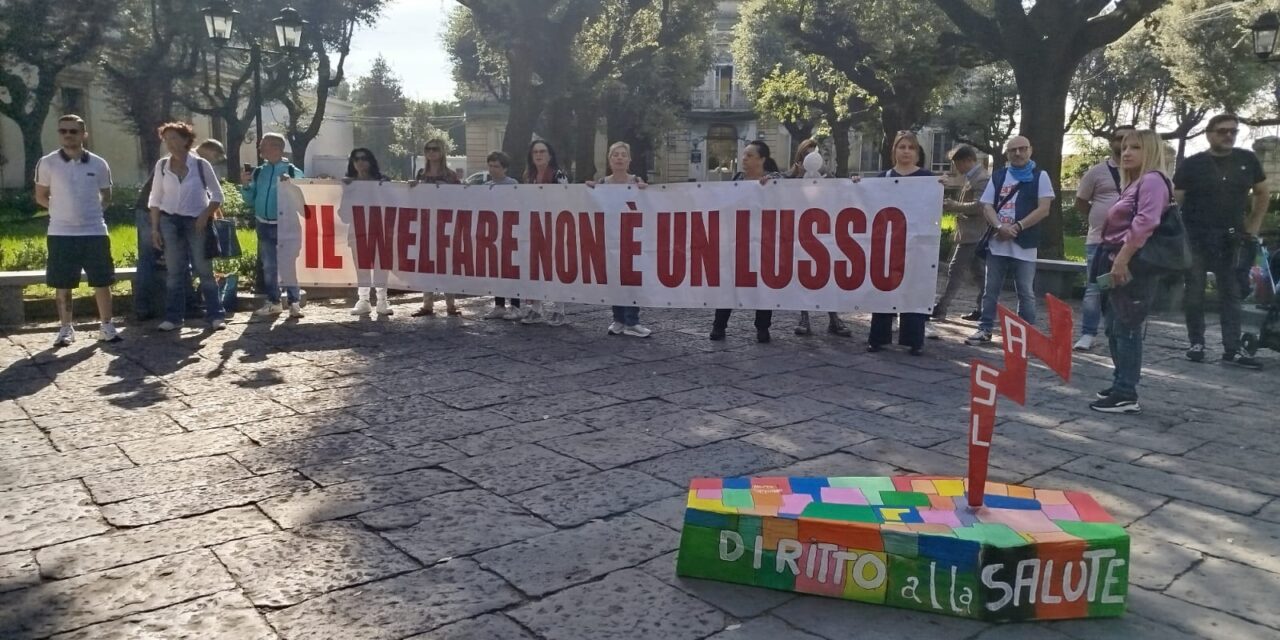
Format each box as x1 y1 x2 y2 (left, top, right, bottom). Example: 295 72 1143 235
34 114 120 346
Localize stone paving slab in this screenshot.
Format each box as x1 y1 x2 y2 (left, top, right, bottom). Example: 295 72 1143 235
266 558 521 640
36 506 277 579
3 294 1279 639
510 568 727 640
214 520 420 607
82 454 252 504
0 481 110 555
0 549 236 639
476 514 678 597
48 590 278 640
0 445 134 491
360 488 556 563
101 471 316 527
257 468 472 529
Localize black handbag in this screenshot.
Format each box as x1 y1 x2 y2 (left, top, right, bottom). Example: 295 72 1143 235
974 184 1022 259
1130 174 1191 274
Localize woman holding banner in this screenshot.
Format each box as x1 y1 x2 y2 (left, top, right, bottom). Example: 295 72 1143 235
867 131 932 356
1089 129 1168 414
346 148 393 317
710 140 783 343
410 139 461 318
787 139 852 338
521 140 571 326
588 142 652 337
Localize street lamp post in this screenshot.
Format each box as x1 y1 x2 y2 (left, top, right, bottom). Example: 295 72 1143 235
1251 11 1280 61
200 0 306 163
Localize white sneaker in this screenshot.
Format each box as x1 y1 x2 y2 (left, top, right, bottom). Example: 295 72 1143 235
254 302 284 317
351 299 373 316
521 308 545 325
288 303 305 318
623 324 652 338
97 322 122 343
924 323 940 340
375 299 393 316
485 307 507 320
1073 334 1095 351
965 329 993 345
503 307 523 321
158 320 181 332
608 321 626 335
210 318 227 331
54 325 76 347
547 311 566 326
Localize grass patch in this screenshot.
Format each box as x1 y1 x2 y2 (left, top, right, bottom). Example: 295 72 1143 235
2 215 259 299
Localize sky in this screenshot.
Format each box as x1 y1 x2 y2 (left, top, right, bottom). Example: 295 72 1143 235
345 0 459 102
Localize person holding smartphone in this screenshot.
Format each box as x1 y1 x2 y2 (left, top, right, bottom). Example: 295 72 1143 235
1090 129 1170 414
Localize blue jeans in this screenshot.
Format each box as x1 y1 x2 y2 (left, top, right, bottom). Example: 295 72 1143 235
1104 272 1157 397
978 254 1037 332
1081 244 1103 336
159 214 223 323
256 223 300 305
612 305 640 326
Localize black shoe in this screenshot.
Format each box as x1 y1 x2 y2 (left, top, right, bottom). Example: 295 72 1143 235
709 327 726 341
828 322 852 337
757 329 771 343
909 346 923 356
794 324 812 336
867 343 883 353
960 311 981 322
1222 350 1262 370
1186 344 1205 362
931 308 946 321
1096 387 1113 400
1090 394 1141 414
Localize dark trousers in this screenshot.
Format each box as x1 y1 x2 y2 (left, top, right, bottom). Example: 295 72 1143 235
869 312 928 349
935 242 984 316
713 308 772 331
1185 230 1243 354
495 297 520 308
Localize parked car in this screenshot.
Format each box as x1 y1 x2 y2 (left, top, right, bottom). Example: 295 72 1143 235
465 171 489 185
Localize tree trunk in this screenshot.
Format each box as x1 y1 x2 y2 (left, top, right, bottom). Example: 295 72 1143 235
19 117 45 188
572 100 598 182
224 115 251 177
1013 64 1073 260
783 121 815 157
830 120 852 177
502 37 541 179
543 96 576 176
878 107 911 171
290 138 311 173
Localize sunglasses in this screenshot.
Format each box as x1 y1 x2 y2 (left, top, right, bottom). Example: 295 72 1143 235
1213 128 1239 136
352 155 371 161
425 147 441 152
58 128 82 135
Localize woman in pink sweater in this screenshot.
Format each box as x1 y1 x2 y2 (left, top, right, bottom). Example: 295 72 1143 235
1090 129 1169 414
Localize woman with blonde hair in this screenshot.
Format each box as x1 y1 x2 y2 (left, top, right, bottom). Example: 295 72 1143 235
866 130 933 355
411 138 461 317
787 138 851 337
588 141 651 337
1090 129 1172 414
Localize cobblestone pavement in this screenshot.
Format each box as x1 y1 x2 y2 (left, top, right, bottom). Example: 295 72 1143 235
1 288 1277 639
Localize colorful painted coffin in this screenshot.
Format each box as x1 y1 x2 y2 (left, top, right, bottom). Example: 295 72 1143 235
676 475 1128 621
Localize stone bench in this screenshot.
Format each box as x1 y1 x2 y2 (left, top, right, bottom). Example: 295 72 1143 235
1033 259 1087 300
0 268 138 326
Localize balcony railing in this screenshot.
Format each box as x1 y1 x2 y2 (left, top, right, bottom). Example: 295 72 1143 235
690 89 751 111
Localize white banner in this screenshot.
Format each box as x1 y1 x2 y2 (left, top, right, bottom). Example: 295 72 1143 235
277 178 942 312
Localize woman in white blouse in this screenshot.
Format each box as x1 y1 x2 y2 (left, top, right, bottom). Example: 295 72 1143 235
147 121 226 331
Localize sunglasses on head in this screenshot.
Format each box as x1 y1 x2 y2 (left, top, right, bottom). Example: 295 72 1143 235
58 128 82 135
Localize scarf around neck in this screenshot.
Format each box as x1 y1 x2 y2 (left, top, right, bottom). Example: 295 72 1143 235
1008 159 1037 183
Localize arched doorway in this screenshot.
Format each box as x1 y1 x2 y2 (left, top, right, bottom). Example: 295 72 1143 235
705 124 738 181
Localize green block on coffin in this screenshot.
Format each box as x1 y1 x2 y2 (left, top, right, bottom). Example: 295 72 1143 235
676 475 1130 622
